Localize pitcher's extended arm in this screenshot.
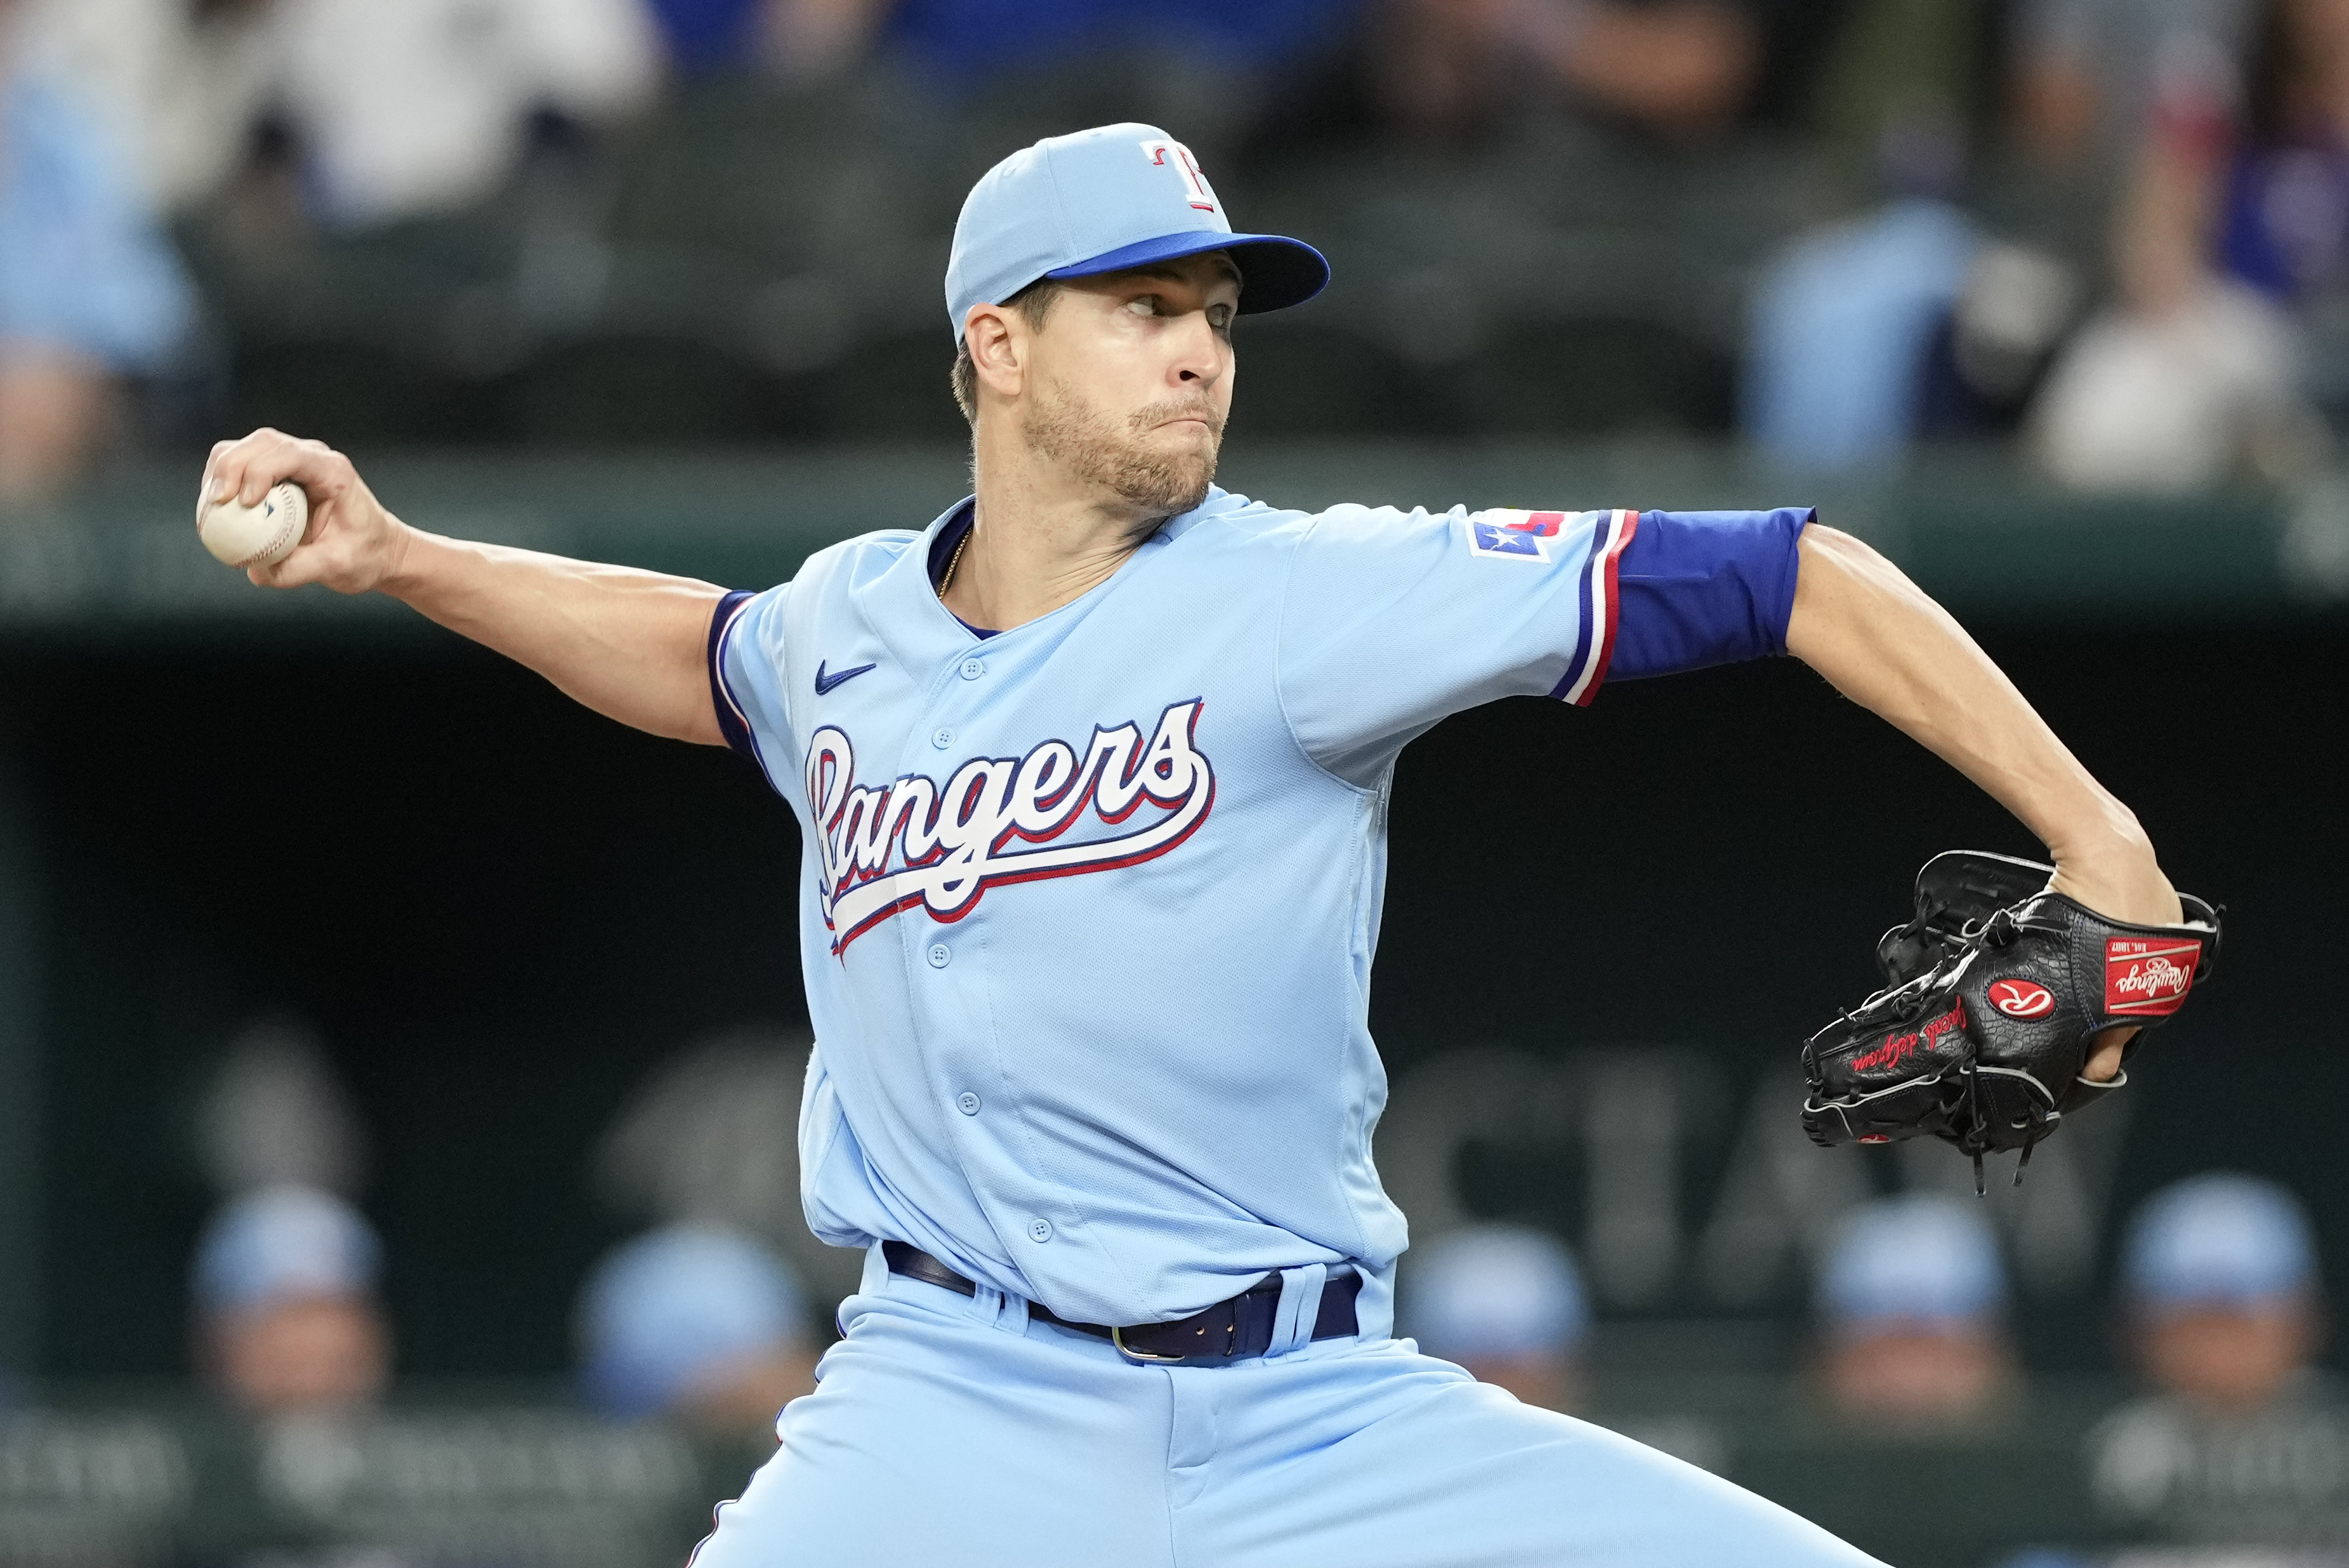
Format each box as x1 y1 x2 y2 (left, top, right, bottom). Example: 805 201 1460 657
1784 524 2182 1077
206 430 725 745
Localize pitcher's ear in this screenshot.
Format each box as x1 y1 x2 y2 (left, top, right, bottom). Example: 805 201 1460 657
964 303 1027 400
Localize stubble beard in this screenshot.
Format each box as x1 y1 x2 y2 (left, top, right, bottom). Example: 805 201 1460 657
1022 374 1223 529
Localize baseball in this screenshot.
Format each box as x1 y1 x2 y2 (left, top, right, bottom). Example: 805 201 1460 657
197 482 310 568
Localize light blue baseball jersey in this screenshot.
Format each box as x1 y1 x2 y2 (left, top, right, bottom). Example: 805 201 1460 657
711 489 1805 1328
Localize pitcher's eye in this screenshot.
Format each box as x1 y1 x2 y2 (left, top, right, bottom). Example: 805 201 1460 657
1126 296 1161 317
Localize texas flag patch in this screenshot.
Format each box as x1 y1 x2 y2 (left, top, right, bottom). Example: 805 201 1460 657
1466 510 1571 563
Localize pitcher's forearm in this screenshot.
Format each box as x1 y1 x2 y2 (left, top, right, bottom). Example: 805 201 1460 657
205 428 736 746
384 525 728 745
1784 526 2176 922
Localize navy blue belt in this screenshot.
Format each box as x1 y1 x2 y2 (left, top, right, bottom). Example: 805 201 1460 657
882 1241 1362 1366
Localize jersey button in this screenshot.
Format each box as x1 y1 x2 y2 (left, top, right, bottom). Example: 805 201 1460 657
927 943 952 968
956 1091 981 1116
932 726 954 749
959 657 985 681
1028 1218 1053 1243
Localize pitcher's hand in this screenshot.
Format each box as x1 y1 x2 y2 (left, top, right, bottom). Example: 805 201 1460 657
202 430 408 595
2049 838 2183 1081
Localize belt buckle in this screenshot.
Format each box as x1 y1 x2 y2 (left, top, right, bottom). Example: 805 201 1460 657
1109 1325 1193 1366
1111 1300 1247 1367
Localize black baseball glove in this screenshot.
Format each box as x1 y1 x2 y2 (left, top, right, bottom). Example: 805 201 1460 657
1801 850 2221 1189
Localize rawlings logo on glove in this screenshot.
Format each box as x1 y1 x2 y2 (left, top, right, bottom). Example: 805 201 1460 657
1801 851 2221 1189
2106 939 2199 1015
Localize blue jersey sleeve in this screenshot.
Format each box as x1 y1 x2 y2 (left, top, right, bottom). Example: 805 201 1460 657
709 584 794 790
1277 504 1809 783
1609 508 1811 681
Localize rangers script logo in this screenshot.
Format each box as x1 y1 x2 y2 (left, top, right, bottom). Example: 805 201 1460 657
806 700 1215 953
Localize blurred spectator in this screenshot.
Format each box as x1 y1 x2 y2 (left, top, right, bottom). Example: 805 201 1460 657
1371 0 1756 140
770 0 900 75
595 1029 867 1320
1263 0 1855 152
11 0 280 214
1401 1223 1588 1412
2125 1175 2320 1414
577 1223 818 1435
2088 1174 2349 1545
272 0 659 228
644 0 896 77
2026 0 2349 491
1806 0 1989 182
646 0 772 72
0 0 194 503
2031 279 2305 489
192 1184 390 1418
1744 0 2108 472
196 1018 371 1199
18 0 663 227
2009 0 2254 175
1745 173 2088 468
883 0 1355 91
1816 1194 2018 1427
1745 189 1981 470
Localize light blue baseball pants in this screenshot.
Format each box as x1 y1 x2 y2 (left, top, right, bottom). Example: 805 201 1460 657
690 1253 1883 1567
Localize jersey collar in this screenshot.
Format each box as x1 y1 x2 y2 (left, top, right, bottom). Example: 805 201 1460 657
907 487 1237 623
853 485 1236 718
922 487 1235 588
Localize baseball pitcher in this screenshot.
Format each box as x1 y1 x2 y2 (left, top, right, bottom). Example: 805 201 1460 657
202 124 2206 1567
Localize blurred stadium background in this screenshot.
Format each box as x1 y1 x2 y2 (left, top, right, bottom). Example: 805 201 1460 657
3 0 2348 1564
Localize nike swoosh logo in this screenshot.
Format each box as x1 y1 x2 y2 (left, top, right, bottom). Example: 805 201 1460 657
813 660 878 696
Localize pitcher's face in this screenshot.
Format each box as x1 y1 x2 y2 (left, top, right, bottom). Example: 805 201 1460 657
1021 251 1240 518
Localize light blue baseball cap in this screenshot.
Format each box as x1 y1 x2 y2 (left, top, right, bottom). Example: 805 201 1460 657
2122 1173 2317 1310
1819 1195 2006 1333
576 1224 808 1419
193 1184 381 1315
1404 1223 1589 1362
945 122 1329 341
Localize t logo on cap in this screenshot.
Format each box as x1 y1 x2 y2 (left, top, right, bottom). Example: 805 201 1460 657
945 122 1329 341
1142 139 1218 214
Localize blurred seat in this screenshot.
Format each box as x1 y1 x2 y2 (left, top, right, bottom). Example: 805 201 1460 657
226 341 509 447
1467 315 1737 437
165 44 1816 449
185 206 527 444
1230 315 1461 437
604 72 949 278
822 329 973 442
510 336 809 442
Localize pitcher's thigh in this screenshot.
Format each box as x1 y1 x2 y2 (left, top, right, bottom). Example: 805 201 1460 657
689 1327 1176 1568
1206 1373 1882 1568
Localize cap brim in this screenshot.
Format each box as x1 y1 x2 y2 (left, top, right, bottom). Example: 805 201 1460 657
1046 231 1329 314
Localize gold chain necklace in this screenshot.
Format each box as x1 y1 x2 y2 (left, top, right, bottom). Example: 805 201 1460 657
938 526 973 596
